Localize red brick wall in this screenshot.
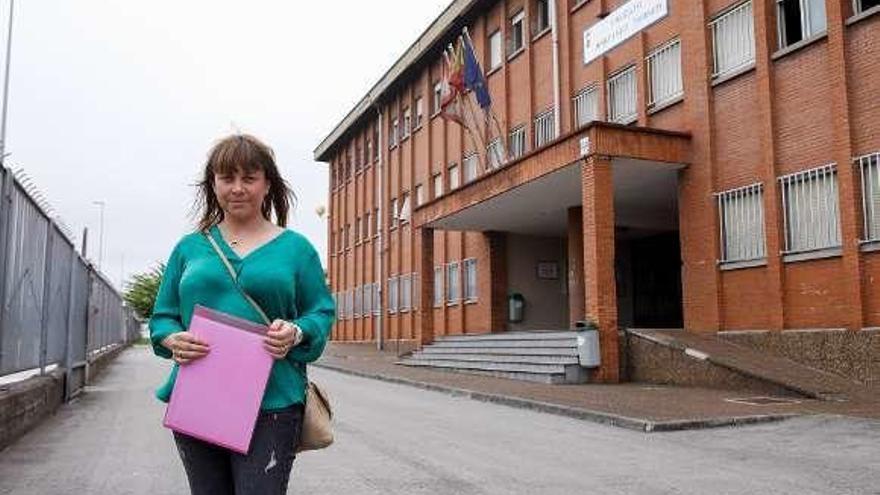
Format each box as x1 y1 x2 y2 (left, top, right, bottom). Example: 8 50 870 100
847 17 880 157
784 258 851 328
721 267 773 329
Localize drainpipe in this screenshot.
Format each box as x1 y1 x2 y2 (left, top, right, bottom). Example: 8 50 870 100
369 93 384 351
550 0 561 137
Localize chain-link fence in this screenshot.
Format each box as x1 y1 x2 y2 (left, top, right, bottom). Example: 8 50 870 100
0 167 140 399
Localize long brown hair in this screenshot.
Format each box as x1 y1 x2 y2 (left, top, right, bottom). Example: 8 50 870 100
193 134 296 231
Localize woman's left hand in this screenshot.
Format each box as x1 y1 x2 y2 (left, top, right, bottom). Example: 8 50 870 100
263 320 302 359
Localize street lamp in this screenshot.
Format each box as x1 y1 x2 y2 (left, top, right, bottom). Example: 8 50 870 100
92 200 105 269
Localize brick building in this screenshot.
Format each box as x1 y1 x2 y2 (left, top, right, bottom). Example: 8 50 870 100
314 0 880 382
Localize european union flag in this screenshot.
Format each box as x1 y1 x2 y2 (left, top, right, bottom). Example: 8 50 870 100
462 37 492 109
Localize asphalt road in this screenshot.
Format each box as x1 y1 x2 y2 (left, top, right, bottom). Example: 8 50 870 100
0 347 878 494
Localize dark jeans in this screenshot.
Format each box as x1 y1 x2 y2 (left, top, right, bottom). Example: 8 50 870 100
173 404 304 495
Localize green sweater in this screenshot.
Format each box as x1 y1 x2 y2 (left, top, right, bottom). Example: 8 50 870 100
148 225 336 410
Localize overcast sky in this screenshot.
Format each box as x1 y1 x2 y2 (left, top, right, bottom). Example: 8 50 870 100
3 0 449 290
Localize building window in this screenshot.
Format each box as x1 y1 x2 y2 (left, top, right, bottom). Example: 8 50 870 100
400 192 411 224
433 266 444 307
509 10 525 55
855 0 880 14
446 262 460 303
487 139 504 169
415 97 424 128
534 108 556 148
717 184 766 263
534 0 550 34
776 0 826 49
346 290 354 320
608 66 638 125
388 276 399 313
390 197 399 228
489 30 503 70
415 184 425 206
433 81 443 115
354 285 363 318
449 163 460 190
433 173 444 199
363 283 372 315
509 126 527 159
463 154 479 183
402 107 412 138
573 85 599 128
779 164 841 254
400 274 412 312
646 39 683 109
463 258 478 301
710 1 755 78
857 152 880 241
390 118 399 148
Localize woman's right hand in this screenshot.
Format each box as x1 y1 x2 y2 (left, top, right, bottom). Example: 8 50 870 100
162 332 210 365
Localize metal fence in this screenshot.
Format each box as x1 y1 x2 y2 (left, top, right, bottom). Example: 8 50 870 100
0 167 140 400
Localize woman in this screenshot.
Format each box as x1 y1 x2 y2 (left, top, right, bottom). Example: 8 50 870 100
149 134 335 495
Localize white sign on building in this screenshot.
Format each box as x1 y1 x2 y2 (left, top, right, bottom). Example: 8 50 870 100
583 0 668 65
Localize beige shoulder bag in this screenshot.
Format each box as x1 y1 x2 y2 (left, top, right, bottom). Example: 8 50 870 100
204 231 334 453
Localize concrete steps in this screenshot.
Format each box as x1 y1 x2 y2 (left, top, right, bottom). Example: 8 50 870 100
398 331 588 384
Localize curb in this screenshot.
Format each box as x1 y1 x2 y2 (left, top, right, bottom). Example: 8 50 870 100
311 361 799 433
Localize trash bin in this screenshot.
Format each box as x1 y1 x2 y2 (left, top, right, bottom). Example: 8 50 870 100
508 293 525 323
574 320 600 368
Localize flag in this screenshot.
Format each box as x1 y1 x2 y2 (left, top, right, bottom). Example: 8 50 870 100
462 36 491 109
440 43 465 124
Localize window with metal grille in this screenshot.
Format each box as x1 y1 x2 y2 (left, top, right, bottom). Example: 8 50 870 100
647 39 683 108
449 163 460 190
489 30 502 70
608 66 638 124
346 290 354 320
463 154 479 182
717 184 766 263
855 0 880 13
363 283 372 315
573 85 599 128
354 285 362 318
710 1 755 78
388 276 399 313
446 262 460 303
779 164 841 253
463 258 478 301
857 152 880 241
433 266 443 307
487 139 504 168
777 0 826 49
509 11 525 54
509 126 527 159
399 274 411 312
412 272 420 309
534 108 556 148
433 173 443 199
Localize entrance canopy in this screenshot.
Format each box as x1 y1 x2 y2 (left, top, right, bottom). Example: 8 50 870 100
413 122 691 235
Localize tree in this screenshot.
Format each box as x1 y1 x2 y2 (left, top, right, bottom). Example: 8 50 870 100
123 263 165 320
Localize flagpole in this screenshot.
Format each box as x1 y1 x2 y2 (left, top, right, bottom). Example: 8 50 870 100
461 29 508 166
456 35 491 171
442 46 484 170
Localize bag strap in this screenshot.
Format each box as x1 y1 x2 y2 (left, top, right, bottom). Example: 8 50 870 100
203 230 272 326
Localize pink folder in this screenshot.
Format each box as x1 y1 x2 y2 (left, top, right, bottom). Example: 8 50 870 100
163 305 274 454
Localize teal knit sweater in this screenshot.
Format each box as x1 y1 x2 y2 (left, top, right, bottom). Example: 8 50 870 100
148 225 336 410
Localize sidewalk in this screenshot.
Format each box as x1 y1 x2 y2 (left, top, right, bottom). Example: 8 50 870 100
313 343 880 432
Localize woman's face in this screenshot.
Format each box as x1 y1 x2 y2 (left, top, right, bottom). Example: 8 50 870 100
213 166 270 222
